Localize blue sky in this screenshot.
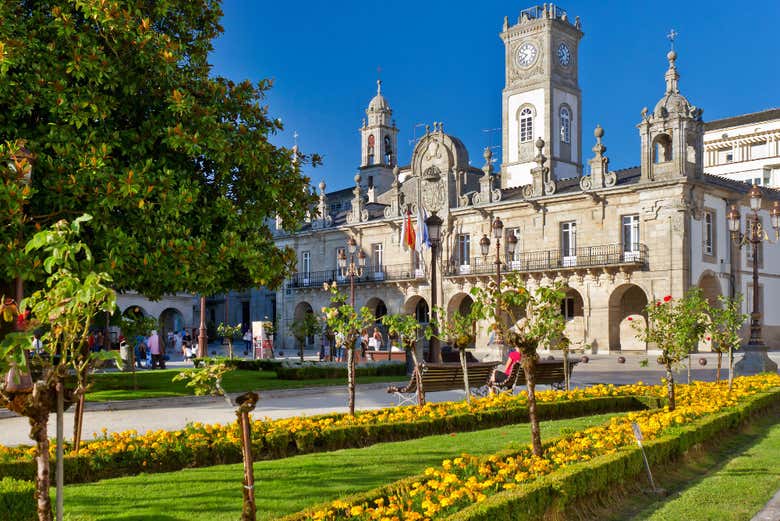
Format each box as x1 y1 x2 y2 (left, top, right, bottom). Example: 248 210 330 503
210 1 780 192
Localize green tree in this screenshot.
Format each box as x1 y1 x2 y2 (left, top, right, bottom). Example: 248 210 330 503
0 1 317 301
289 312 321 362
0 215 116 521
632 288 709 410
708 294 748 390
320 283 373 415
426 306 484 403
382 313 424 404
216 322 242 360
471 273 566 456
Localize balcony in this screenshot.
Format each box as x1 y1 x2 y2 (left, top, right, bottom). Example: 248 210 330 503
288 263 424 290
444 243 648 277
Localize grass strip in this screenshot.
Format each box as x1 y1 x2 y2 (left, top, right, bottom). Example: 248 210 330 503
57 413 623 521
84 369 403 402
618 404 780 521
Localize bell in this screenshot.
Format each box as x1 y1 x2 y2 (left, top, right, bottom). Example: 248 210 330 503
4 364 33 393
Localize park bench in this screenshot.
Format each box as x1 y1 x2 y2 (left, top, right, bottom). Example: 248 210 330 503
364 349 407 362
387 362 499 406
490 358 579 394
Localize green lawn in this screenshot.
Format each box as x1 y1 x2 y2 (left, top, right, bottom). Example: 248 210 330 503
623 410 780 521
84 369 403 402
61 413 622 521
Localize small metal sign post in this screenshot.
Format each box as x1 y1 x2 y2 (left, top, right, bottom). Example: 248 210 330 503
631 422 662 495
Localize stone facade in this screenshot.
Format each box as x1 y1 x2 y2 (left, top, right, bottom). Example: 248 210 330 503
261 4 780 358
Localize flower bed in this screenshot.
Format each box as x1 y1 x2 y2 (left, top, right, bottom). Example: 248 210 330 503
282 375 780 520
0 384 658 484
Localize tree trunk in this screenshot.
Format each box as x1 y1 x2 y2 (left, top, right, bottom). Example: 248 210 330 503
55 384 64 521
72 389 85 453
665 363 676 411
524 357 542 457
31 410 53 521
228 339 234 360
459 348 470 404
728 346 734 392
347 348 355 415
716 351 722 383
687 354 691 385
409 347 424 406
237 409 255 521
562 348 570 392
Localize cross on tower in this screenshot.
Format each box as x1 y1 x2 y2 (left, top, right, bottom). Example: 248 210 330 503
666 28 678 50
377 66 382 81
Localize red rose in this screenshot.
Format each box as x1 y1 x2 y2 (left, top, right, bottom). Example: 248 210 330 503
706 336 711 341
627 317 633 321
663 295 672 302
656 302 662 307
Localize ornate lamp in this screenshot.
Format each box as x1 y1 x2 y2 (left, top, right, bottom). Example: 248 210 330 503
479 234 490 257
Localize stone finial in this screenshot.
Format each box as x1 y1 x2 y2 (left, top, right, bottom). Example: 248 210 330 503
534 137 547 167
503 15 508 31
376 79 382 95
592 125 606 156
318 180 326 193
425 124 430 134
664 50 679 94
392 165 400 187
354 173 361 185
582 125 615 190
575 16 581 29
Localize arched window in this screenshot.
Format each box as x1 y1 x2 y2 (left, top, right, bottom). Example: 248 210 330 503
559 106 570 144
652 134 673 163
367 134 375 165
383 135 393 165
519 107 534 143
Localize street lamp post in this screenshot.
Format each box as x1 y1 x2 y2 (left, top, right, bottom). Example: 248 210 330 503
338 237 366 308
480 217 517 348
727 185 780 375
425 213 443 363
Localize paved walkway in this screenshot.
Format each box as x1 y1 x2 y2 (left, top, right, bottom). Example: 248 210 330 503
2 352 777 447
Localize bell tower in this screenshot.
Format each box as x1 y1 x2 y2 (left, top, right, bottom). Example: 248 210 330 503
360 80 399 199
499 4 584 188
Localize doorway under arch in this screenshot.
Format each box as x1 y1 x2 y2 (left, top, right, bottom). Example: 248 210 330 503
608 284 648 351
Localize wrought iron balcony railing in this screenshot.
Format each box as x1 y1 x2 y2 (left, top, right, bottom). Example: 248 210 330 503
288 262 425 289
444 243 648 277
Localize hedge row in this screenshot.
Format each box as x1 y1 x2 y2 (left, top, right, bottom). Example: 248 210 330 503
0 395 652 485
192 358 283 371
0 477 36 521
280 389 779 521
274 361 406 380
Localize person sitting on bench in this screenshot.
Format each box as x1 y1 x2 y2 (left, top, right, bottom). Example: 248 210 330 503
490 346 522 385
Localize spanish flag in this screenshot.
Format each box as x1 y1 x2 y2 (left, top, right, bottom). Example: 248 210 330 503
400 208 416 251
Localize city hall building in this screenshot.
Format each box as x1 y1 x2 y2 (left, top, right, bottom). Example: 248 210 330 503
241 5 780 360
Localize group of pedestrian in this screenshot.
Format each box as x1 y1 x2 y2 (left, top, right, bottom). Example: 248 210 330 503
329 327 386 362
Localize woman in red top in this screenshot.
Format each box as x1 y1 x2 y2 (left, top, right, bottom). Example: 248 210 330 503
490 346 522 385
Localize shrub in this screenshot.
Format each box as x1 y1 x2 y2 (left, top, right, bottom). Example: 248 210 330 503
0 478 35 521
274 360 406 380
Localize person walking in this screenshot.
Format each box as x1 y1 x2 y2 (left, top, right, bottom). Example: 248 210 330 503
372 327 384 350
148 330 162 369
243 329 252 356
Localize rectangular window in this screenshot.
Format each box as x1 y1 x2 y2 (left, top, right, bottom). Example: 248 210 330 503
458 234 471 273
560 298 575 320
703 210 714 256
622 215 640 253
372 243 384 277
561 222 576 265
301 251 311 283
725 152 733 163
506 227 521 262
750 141 766 159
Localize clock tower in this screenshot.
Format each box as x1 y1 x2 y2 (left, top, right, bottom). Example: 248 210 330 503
359 80 399 199
500 4 584 188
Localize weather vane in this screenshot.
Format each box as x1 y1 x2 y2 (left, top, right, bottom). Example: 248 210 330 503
666 28 678 51
377 65 382 81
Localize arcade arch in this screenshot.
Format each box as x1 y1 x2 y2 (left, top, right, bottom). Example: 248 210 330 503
608 284 648 351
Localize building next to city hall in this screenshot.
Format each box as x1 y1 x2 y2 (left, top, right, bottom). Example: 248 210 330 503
258 4 780 363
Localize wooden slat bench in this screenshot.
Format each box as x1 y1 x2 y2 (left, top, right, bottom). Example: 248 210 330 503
365 350 407 362
490 359 579 394
387 362 499 406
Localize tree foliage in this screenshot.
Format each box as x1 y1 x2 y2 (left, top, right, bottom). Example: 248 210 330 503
708 294 748 389
470 273 566 456
320 282 374 415
0 215 117 521
632 288 709 410
0 1 318 298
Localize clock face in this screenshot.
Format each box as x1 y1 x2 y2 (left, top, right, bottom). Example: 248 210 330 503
515 42 538 68
557 42 571 66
